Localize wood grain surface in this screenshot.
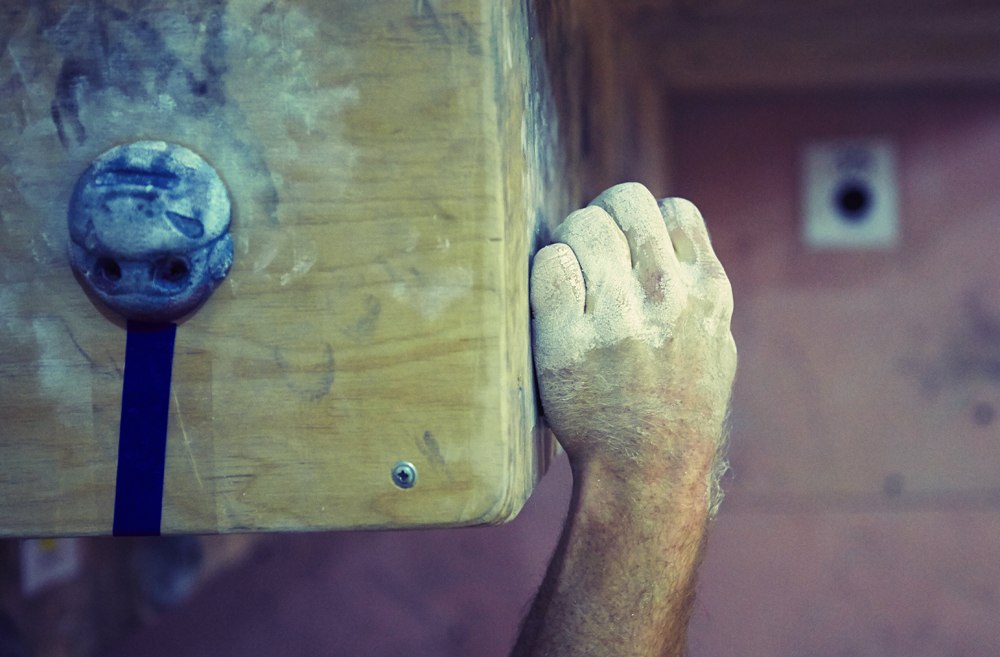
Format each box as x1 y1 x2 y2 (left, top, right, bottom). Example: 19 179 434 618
0 0 568 536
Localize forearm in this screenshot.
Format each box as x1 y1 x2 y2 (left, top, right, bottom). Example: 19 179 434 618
511 451 713 657
521 184 736 656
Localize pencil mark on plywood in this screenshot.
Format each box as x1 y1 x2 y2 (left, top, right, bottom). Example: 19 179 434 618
342 294 381 339
273 343 335 401
417 430 447 469
410 0 482 56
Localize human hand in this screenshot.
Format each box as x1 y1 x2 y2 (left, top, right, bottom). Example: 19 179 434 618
530 183 736 511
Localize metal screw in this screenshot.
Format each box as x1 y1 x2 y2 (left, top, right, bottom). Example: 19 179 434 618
391 461 417 489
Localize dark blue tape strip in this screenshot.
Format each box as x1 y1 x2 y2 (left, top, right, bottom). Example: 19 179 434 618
113 321 177 537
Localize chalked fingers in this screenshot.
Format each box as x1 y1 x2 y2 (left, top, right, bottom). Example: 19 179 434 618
658 198 724 274
554 205 632 314
592 183 683 302
659 197 733 326
530 243 586 325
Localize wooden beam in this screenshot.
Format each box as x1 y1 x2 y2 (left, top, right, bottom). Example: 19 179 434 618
617 0 1000 22
620 6 1000 92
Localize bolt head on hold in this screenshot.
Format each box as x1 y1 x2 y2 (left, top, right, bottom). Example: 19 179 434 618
67 141 233 323
391 461 417 489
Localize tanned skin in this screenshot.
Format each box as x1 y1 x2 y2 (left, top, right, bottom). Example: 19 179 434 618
513 184 737 657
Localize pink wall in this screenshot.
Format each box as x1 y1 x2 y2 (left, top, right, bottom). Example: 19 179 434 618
671 91 1000 656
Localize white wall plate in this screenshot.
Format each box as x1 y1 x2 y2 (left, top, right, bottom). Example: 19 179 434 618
802 139 899 250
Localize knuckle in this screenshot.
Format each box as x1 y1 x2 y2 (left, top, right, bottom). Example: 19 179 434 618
693 272 733 323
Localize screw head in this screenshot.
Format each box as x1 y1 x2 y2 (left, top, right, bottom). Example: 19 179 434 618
391 461 417 489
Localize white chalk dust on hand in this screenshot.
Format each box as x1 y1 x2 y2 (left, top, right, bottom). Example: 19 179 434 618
530 183 716 371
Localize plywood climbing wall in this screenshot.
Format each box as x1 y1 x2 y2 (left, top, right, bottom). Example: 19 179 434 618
0 0 569 536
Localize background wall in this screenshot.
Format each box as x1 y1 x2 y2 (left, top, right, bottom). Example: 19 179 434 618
674 90 1000 657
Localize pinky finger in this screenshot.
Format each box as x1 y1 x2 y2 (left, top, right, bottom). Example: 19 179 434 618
658 198 726 279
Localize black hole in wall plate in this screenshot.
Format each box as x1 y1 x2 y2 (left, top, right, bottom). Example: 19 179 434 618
833 179 873 223
96 256 122 282
151 256 192 291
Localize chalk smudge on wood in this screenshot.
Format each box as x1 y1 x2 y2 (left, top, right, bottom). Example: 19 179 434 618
389 265 475 321
0 0 359 291
46 0 230 148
